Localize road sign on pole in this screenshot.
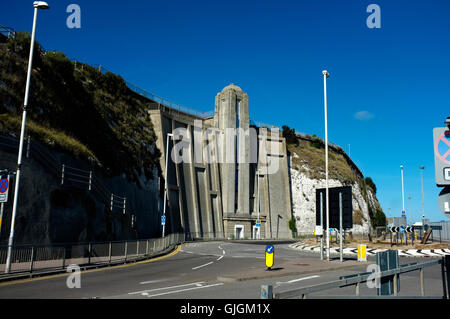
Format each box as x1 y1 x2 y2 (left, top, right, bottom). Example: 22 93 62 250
433 127 450 186
161 215 166 226
438 187 450 217
0 177 9 203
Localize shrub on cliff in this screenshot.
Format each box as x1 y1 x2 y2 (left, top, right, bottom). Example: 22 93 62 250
0 32 160 181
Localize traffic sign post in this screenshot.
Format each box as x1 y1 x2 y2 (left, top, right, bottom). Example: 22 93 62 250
438 187 450 217
0 173 10 236
0 176 9 203
433 126 450 187
376 250 400 296
434 120 450 218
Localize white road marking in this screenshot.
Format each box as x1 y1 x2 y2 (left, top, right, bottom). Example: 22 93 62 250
192 261 214 270
129 282 206 295
142 282 224 298
216 255 224 261
139 279 169 285
276 275 320 285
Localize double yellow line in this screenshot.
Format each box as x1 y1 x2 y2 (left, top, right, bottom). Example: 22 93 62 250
0 245 182 287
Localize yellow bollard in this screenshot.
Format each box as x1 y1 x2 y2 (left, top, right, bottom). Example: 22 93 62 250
357 244 367 262
265 245 274 270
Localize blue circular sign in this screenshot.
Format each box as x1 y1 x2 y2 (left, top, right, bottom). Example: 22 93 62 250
265 245 274 254
0 178 9 194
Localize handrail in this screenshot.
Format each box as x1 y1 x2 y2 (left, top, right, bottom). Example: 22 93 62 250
0 134 130 215
72 61 215 119
0 25 15 39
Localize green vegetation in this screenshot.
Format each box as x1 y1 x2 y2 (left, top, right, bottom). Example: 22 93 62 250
0 114 98 162
370 207 387 228
288 217 297 237
282 124 387 230
0 32 160 180
353 209 366 226
364 177 377 194
282 125 299 146
287 138 355 185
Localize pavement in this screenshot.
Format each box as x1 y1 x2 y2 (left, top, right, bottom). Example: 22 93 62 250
217 256 364 282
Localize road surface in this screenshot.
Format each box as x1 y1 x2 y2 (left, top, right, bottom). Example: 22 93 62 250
0 241 445 299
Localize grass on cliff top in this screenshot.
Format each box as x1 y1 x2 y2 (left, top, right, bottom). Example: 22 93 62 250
0 33 161 180
287 141 356 185
0 114 99 163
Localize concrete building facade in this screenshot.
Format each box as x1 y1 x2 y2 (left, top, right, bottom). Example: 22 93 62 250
148 84 293 239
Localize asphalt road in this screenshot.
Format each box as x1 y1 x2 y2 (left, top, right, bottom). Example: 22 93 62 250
0 241 446 299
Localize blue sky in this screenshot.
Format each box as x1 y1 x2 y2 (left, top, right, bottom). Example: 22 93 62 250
1 0 449 223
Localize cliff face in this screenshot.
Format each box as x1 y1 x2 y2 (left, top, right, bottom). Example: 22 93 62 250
289 166 376 235
0 135 161 245
0 33 163 245
286 133 384 235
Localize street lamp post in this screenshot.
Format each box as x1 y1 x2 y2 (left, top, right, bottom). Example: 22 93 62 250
5 1 49 274
322 70 330 261
400 165 405 219
162 133 174 238
256 169 261 239
419 166 425 224
408 196 412 225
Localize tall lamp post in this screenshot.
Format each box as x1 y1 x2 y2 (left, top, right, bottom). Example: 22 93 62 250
400 165 405 220
322 70 330 261
419 166 425 225
256 169 261 239
162 133 174 238
5 1 50 274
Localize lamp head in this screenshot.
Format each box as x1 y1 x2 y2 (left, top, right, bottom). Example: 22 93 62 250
33 1 50 9
322 70 330 78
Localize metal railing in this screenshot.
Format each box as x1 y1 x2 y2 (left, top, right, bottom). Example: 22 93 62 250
262 256 450 299
76 62 215 119
0 233 185 276
0 25 15 39
0 134 132 217
0 231 284 277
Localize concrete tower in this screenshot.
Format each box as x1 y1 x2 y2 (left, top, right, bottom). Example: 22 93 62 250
214 84 251 238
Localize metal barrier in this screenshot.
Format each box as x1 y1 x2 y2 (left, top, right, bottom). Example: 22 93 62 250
0 233 186 276
262 256 450 299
